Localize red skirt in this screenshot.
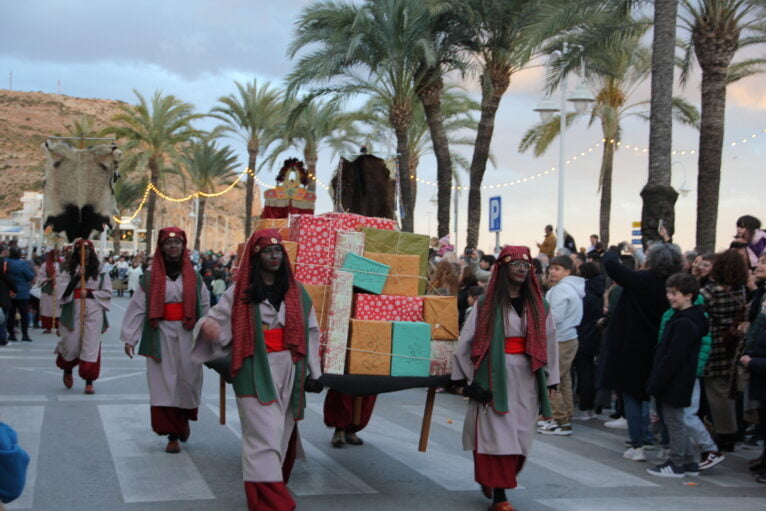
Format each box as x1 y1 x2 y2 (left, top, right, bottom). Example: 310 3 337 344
150 406 198 439
473 451 525 489
323 389 376 433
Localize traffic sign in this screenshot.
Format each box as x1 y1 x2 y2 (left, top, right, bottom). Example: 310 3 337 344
489 196 502 232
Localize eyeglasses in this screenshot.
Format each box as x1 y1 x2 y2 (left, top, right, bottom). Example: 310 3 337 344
509 261 532 271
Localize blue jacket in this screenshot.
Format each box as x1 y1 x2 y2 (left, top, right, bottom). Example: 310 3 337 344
0 422 29 503
4 258 35 300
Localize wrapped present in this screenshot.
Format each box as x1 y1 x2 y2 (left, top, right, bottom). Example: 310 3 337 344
422 296 459 340
303 284 330 331
290 215 336 285
321 212 397 232
346 319 392 376
364 252 421 297
342 253 390 295
254 218 289 232
283 241 298 266
333 231 365 268
430 340 457 376
354 294 424 322
360 228 430 294
323 270 354 374
391 321 431 377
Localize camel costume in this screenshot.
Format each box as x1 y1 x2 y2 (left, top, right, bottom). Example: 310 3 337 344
452 246 559 496
55 240 111 392
120 227 209 450
193 229 321 511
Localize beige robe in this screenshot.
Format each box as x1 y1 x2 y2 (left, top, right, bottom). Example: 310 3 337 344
452 305 559 456
192 285 322 482
36 263 60 319
120 274 211 409
55 269 111 363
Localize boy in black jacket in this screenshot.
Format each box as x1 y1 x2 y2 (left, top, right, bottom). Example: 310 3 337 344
646 272 709 478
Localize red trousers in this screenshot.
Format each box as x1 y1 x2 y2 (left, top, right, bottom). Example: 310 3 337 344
323 389 376 433
244 482 295 511
56 347 101 381
41 316 58 330
150 406 198 439
473 451 525 489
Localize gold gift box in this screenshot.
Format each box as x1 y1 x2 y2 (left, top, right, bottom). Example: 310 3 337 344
346 319 392 375
422 295 459 340
364 251 421 297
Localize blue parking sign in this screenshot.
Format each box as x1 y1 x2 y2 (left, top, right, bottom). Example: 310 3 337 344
489 196 502 232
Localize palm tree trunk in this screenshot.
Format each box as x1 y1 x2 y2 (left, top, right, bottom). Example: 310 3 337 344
145 157 159 253
466 65 510 248
417 73 452 238
599 140 615 246
305 150 318 195
245 143 258 239
695 61 732 252
391 101 414 232
195 197 206 252
641 0 679 247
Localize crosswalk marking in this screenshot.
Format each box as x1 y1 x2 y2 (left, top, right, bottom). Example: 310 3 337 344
0 395 48 402
98 404 215 503
307 402 477 491
3 406 45 510
204 403 378 496
537 496 766 511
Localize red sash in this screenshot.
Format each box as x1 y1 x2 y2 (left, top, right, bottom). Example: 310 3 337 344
73 288 93 299
504 337 526 354
264 328 286 353
163 302 184 321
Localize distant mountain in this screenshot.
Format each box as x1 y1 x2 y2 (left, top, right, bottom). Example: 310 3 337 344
0 89 258 251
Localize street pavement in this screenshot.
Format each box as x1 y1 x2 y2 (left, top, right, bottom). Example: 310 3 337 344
1 295 765 510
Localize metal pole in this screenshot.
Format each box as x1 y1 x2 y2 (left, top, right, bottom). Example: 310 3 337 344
453 186 459 251
556 43 568 252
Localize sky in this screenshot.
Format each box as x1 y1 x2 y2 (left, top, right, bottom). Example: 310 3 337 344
1 0 764 254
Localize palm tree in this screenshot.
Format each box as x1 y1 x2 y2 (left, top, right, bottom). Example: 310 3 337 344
519 32 699 245
179 142 240 251
288 0 438 232
112 176 148 254
103 90 203 252
210 80 284 239
679 0 766 252
264 98 362 192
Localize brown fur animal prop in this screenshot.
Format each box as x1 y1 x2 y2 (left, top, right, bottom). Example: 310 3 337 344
330 154 395 219
42 140 121 242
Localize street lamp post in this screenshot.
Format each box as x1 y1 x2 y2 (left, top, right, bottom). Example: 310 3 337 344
533 43 595 251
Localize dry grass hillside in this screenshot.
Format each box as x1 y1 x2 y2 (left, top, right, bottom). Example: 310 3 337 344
0 89 259 251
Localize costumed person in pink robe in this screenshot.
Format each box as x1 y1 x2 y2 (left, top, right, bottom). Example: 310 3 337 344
323 391 375 447
193 229 322 511
37 249 61 333
120 227 210 454
55 240 111 395
451 245 559 511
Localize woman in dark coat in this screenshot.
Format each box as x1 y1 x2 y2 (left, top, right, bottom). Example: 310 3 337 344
600 243 683 460
740 253 766 480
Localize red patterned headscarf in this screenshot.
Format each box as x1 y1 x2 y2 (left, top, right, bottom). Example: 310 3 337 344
148 227 197 330
230 229 306 378
471 245 547 373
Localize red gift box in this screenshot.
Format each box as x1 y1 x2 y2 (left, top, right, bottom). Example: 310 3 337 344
321 212 397 233
290 215 336 285
353 294 424 322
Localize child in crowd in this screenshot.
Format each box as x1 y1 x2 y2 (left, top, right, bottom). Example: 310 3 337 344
646 272 708 477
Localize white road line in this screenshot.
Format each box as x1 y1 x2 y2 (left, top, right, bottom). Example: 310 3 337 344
537 496 766 511
0 395 48 402
3 406 45 510
95 371 145 383
307 402 476 491
204 403 377 496
98 404 215 503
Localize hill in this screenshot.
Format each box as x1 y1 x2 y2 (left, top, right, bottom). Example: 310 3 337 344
0 89 258 251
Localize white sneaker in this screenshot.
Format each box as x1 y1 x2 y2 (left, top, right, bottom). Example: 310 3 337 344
623 446 646 462
605 417 628 429
537 418 554 428
573 410 597 421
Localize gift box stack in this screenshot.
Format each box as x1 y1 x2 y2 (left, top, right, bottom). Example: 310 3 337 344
286 212 459 377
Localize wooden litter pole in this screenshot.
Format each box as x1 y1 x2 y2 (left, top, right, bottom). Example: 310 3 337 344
418 387 437 452
219 374 226 425
352 396 363 426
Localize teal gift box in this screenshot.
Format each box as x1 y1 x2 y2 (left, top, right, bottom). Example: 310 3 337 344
342 253 390 295
391 321 431 377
